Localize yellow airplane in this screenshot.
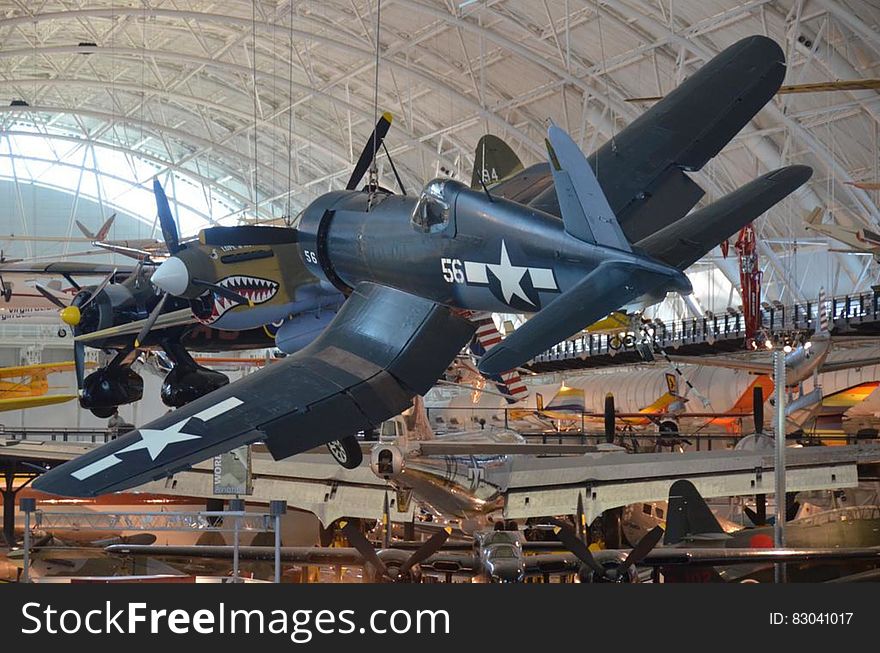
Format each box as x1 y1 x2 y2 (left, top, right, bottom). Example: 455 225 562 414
0 361 79 411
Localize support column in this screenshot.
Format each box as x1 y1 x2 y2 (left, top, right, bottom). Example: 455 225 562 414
773 350 787 583
2 463 17 547
270 500 287 584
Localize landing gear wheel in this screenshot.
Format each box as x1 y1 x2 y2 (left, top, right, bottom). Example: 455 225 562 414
57 328 67 338
91 406 116 419
327 436 363 469
2 286 11 302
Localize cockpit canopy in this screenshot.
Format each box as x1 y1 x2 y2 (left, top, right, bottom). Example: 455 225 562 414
411 178 461 233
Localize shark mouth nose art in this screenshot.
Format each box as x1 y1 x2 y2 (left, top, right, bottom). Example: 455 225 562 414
198 275 279 324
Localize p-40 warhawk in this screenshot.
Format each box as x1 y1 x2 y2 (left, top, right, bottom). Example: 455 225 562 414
35 35 813 497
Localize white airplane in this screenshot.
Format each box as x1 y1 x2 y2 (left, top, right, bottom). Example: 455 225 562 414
804 207 880 262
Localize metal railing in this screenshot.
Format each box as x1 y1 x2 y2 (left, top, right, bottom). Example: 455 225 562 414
0 426 117 444
531 289 880 366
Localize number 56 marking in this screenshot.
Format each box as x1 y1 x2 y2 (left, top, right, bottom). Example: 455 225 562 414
441 258 465 284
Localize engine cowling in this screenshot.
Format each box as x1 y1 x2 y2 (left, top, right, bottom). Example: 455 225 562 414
369 444 405 480
161 365 229 408
294 190 358 293
80 366 144 417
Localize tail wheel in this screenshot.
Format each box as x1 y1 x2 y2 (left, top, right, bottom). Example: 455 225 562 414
327 436 363 469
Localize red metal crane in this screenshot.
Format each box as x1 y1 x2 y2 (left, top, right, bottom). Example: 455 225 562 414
732 224 762 347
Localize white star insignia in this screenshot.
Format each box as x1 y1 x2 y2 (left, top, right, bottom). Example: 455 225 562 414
118 419 201 461
486 241 535 306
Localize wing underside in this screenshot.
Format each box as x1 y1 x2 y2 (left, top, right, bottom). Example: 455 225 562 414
34 283 474 497
0 394 77 412
496 36 788 246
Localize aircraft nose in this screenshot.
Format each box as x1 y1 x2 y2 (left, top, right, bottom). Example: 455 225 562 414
150 256 190 296
59 305 81 326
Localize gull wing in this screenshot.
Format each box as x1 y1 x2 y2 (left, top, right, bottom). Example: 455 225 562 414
34 283 474 497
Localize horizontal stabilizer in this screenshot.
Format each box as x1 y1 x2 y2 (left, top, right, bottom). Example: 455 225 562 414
636 165 812 270
545 125 630 251
95 214 116 241
479 259 690 375
75 220 94 240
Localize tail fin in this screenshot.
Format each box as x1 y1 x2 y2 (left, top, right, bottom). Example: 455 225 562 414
75 220 95 240
544 125 631 251
816 287 828 335
400 396 434 442
95 214 116 241
471 135 524 190
664 480 725 544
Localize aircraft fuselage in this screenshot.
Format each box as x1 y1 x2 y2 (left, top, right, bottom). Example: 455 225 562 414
296 183 691 316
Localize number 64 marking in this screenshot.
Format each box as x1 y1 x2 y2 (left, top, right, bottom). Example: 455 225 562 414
441 258 465 284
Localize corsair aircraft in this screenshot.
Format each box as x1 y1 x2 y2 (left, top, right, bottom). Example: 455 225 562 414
35 35 815 498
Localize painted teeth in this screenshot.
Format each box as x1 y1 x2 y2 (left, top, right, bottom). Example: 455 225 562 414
206 275 279 323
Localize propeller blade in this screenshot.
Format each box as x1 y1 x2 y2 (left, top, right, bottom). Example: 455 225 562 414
397 528 452 578
154 179 181 254
743 505 764 526
191 279 251 306
200 225 298 247
34 283 68 309
79 268 117 310
604 393 616 443
74 340 85 391
134 292 168 349
549 518 604 576
340 520 391 581
753 385 764 434
346 112 392 191
618 526 664 574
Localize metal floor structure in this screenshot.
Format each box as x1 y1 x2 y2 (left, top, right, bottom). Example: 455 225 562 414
529 289 880 372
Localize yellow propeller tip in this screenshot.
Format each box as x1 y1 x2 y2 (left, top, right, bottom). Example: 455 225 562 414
134 340 140 348
338 520 348 528
59 306 81 326
444 527 453 534
382 111 393 123
552 526 562 535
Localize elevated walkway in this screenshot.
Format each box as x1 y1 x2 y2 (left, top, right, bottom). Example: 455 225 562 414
529 290 880 372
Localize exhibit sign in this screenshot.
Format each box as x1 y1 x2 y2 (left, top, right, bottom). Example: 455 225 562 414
212 445 253 495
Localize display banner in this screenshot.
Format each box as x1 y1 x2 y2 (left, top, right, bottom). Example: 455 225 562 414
212 445 253 496
0 584 872 649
